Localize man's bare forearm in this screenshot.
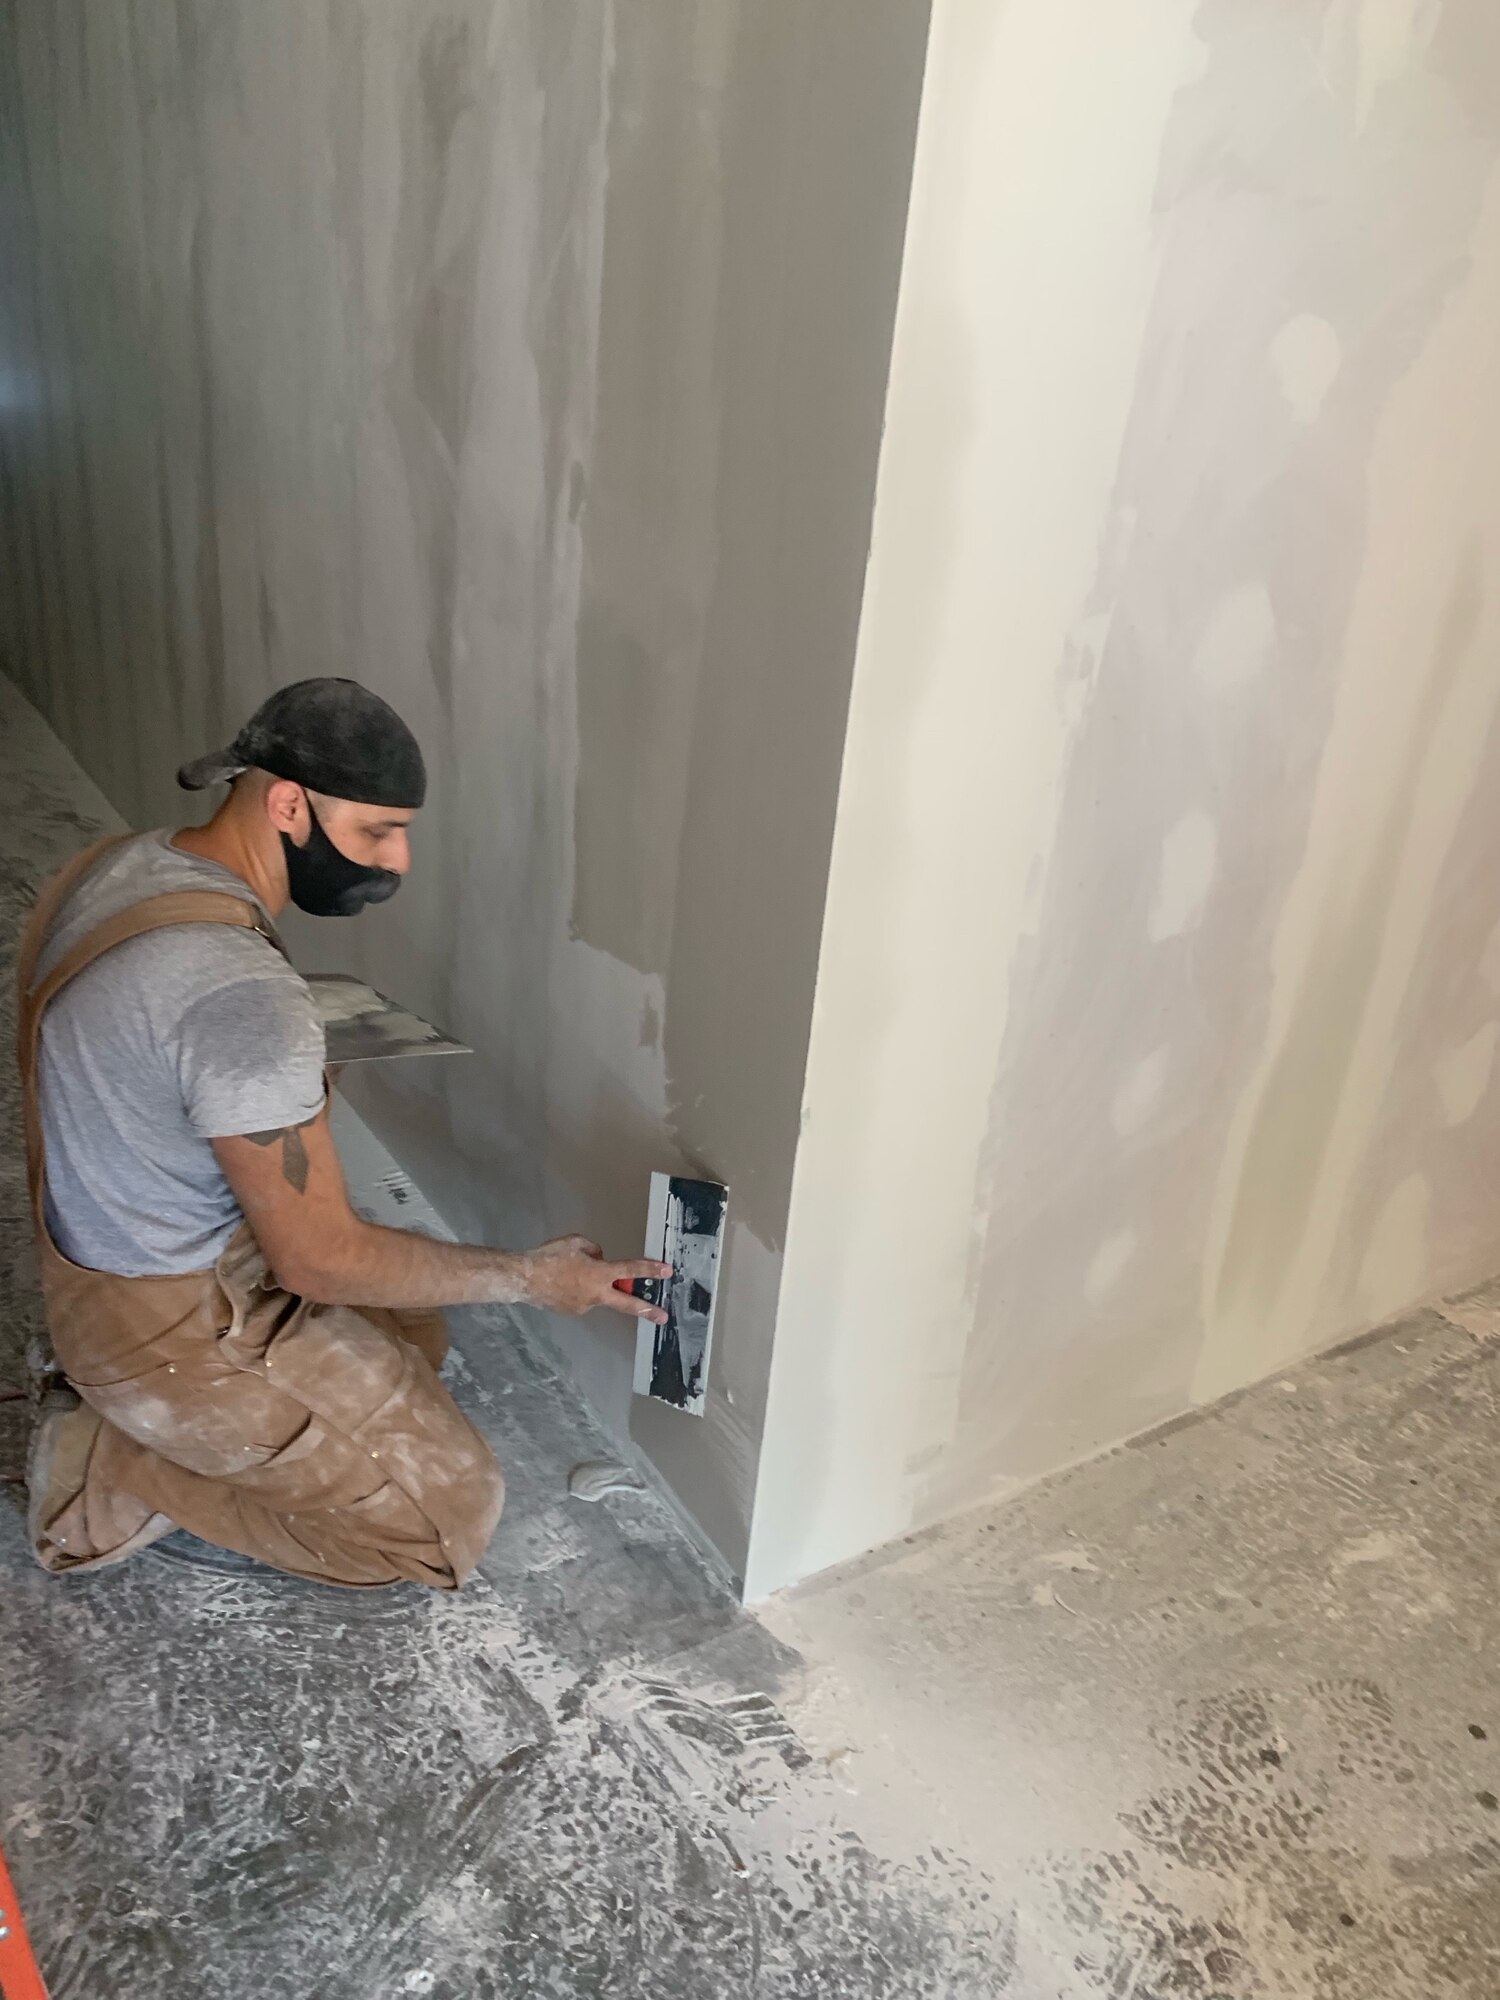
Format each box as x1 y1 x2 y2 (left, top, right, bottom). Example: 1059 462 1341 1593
287 1217 544 1310
219 1114 670 1322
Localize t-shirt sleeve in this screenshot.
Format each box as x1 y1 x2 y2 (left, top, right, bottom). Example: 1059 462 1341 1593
175 975 328 1139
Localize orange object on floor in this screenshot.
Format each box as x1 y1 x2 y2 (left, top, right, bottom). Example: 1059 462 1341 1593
0 1842 49 2000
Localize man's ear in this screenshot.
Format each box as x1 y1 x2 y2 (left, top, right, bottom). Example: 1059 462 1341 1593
264 778 309 839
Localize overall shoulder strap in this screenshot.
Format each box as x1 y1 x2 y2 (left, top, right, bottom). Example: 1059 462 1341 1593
18 887 285 1210
14 832 133 1006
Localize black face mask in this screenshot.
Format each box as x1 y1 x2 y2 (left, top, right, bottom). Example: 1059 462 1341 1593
282 797 402 917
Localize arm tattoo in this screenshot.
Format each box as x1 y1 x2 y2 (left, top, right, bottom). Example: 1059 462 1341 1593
244 1120 312 1195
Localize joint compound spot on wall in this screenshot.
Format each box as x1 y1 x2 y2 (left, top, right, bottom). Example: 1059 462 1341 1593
1358 1173 1432 1312
1193 583 1278 693
1148 812 1219 942
1270 314 1344 424
1433 1021 1500 1127
1085 1228 1138 1306
1479 918 1500 994
1112 1048 1171 1138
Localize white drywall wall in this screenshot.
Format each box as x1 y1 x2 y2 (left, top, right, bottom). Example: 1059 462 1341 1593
748 0 1500 1596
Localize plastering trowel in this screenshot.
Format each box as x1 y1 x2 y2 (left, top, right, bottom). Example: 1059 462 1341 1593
306 974 469 1065
618 1173 728 1419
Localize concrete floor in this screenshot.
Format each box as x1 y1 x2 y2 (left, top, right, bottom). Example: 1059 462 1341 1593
766 1301 1500 1997
2 671 1499 1999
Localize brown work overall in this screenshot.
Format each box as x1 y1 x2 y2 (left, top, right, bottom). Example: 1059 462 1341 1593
16 835 504 1587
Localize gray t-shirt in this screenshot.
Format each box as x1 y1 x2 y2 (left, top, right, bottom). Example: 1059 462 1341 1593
35 831 326 1276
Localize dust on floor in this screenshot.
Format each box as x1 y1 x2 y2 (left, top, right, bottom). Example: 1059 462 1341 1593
764 1301 1500 1999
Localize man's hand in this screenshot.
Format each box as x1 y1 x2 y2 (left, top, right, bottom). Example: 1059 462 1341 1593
526 1236 671 1324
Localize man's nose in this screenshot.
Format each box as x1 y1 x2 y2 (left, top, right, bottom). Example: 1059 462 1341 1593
389 830 412 875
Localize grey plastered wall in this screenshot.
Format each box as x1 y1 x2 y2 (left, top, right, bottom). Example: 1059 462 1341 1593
750 0 1500 1595
0 0 930 1581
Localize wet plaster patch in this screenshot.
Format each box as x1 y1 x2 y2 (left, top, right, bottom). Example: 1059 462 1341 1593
0 677 1012 1995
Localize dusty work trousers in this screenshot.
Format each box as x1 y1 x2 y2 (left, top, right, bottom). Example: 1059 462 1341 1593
18 836 504 1588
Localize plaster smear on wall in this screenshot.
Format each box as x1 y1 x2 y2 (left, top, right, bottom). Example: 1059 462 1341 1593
1148 811 1219 942
1112 1047 1171 1138
1335 0 1443 132
1355 1171 1432 1312
1269 316 1344 425
1433 1020 1500 1126
1192 582 1278 692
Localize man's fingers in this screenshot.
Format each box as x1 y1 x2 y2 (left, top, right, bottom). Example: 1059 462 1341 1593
602 1285 668 1325
528 1243 671 1319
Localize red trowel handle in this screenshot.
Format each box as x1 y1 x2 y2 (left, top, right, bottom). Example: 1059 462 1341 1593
614 1276 666 1308
0 1842 49 2000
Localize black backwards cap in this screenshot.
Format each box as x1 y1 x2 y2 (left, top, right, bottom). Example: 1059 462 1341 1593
177 678 426 809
